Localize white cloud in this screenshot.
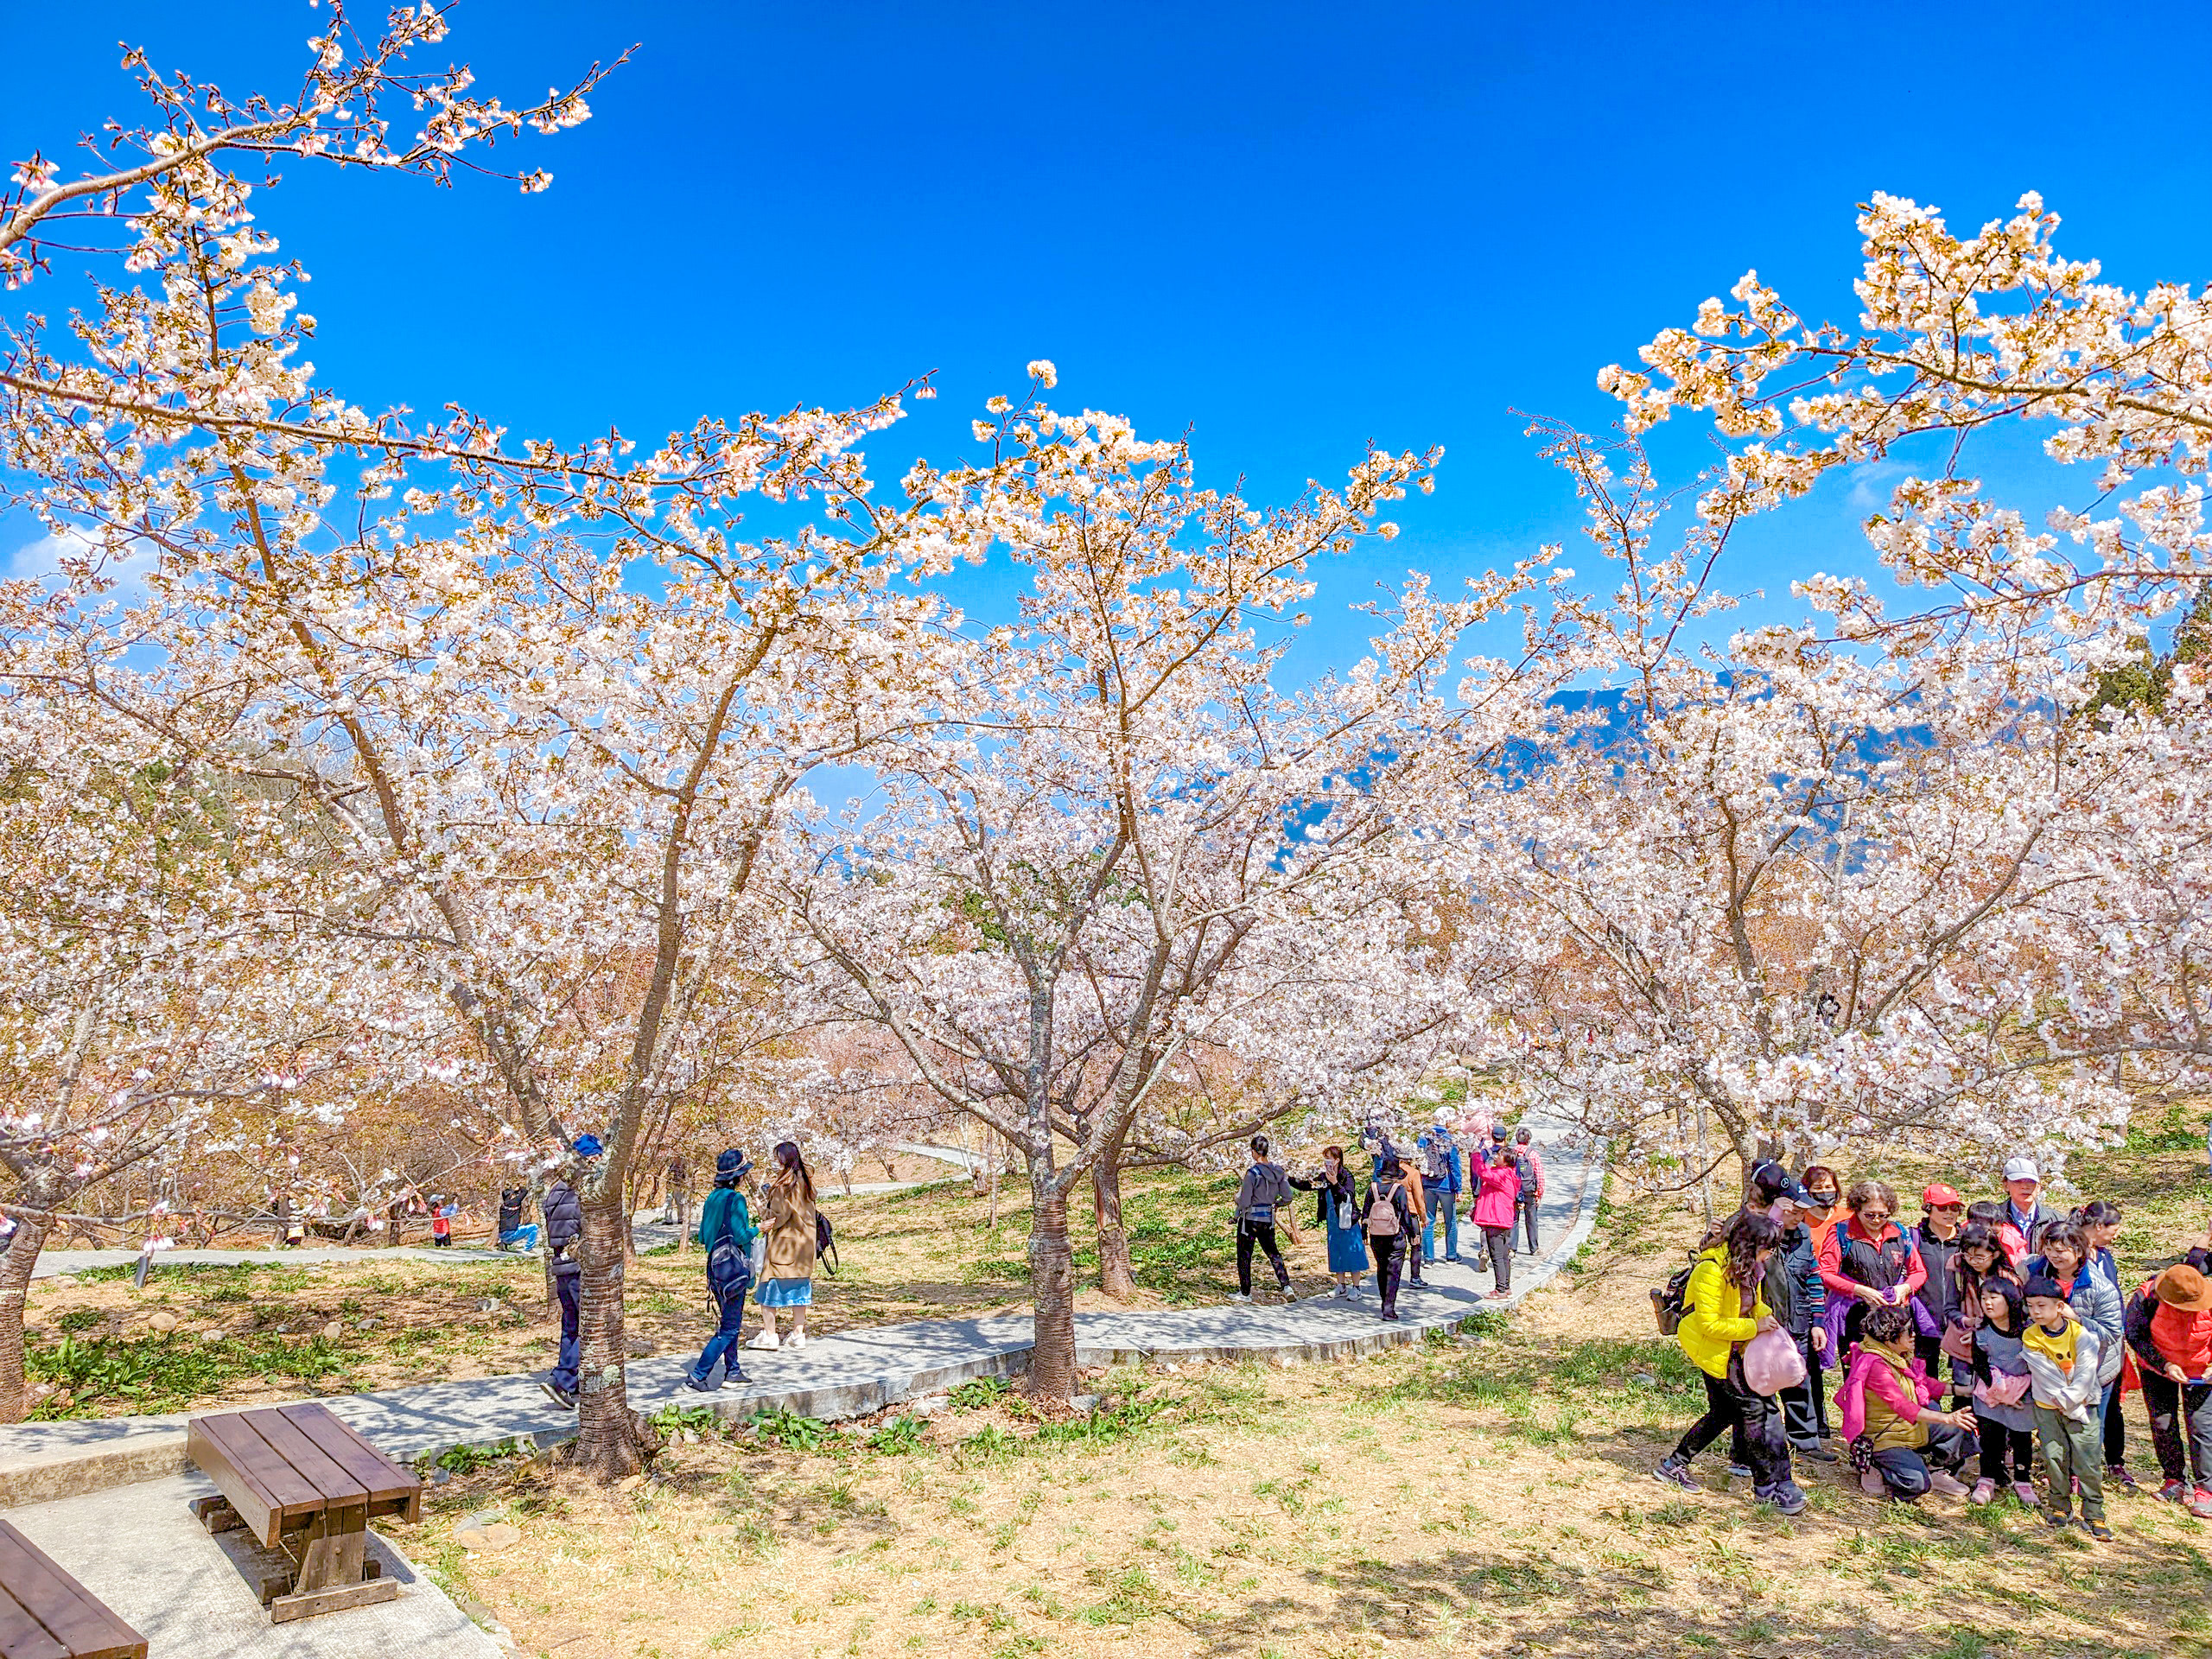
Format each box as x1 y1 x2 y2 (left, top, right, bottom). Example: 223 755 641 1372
5 527 156 608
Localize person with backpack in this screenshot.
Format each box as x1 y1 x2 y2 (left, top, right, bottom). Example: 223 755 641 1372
1469 1128 1523 1299
685 1149 757 1390
1654 1210 1806 1515
1838 1301 1980 1503
1362 1158 1416 1321
1512 1127 1546 1255
537 1135 595 1410
748 1141 818 1351
1415 1123 1459 1268
496 1184 537 1253
1230 1135 1295 1303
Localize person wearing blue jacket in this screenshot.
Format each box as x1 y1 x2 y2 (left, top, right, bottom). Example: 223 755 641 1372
1416 1125 1462 1267
685 1148 759 1390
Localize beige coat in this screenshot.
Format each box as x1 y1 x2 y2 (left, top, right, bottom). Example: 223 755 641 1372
761 1173 817 1280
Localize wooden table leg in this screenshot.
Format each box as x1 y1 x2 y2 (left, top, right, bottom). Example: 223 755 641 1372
267 1500 400 1623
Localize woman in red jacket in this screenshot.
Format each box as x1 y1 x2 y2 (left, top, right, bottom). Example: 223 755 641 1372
1469 1129 1522 1299
1817 1179 1927 1354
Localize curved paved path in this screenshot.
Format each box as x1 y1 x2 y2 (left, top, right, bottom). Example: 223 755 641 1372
0 1122 1602 1502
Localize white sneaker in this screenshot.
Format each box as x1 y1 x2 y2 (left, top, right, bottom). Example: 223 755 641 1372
785 1332 807 1350
747 1328 780 1351
1227 1292 1251 1302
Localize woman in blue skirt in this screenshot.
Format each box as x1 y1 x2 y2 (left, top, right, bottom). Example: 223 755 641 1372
1293 1146 1370 1299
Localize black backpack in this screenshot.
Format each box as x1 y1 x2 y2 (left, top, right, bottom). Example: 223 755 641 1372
1651 1259 1695 1335
816 1208 839 1277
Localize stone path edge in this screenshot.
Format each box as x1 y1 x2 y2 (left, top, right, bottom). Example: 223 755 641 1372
0 1135 1605 1508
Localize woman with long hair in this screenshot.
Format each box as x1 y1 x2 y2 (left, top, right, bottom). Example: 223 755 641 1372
1291 1146 1367 1299
1656 1211 1806 1515
748 1141 819 1351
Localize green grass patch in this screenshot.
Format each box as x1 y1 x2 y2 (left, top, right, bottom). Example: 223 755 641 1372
28 1330 352 1416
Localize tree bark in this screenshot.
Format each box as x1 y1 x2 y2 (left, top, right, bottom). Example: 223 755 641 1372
1092 1128 1135 1301
571 1189 644 1478
1027 1174 1078 1401
0 1217 51 1424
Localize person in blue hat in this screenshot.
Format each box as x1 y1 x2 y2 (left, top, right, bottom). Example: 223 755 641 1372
538 1134 600 1410
685 1149 758 1390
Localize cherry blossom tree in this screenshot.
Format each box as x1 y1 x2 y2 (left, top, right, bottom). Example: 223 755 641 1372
1447 419 2201 1188
0 10 957 1473
785 381 1529 1395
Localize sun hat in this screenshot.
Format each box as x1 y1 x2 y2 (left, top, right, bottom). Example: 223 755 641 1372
714 1147 751 1184
2155 1263 2212 1313
2002 1157 2039 1183
1922 1183 1964 1207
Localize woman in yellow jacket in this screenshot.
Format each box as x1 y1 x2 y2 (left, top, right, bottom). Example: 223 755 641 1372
1655 1210 1807 1515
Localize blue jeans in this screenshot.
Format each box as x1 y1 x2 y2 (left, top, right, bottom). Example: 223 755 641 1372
1422 1183 1457 1262
499 1224 540 1252
552 1269 581 1391
690 1281 750 1385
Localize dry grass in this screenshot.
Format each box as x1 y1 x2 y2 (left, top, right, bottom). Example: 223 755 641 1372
389 1100 2212 1659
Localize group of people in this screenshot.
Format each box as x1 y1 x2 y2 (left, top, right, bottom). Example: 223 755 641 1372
532 1135 824 1409
1656 1154 2212 1538
1230 1116 1548 1321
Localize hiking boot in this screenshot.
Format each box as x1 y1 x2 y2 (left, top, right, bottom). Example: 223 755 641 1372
2044 1510 2072 1529
1969 1478 1996 1505
1758 1482 1808 1516
1653 1455 1698 1491
538 1377 577 1410
1794 1443 1839 1464
2082 1518 2113 1541
2193 1487 2212 1521
2108 1463 2140 1494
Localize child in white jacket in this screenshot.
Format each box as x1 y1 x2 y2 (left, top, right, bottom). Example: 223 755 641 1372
2020 1274 2107 1539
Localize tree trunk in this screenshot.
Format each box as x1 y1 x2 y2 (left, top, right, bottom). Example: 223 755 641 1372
571 1189 644 1478
1092 1128 1135 1301
1027 1173 1077 1402
0 1217 50 1424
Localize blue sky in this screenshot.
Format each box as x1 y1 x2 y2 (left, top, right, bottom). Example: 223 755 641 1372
8 0 2212 676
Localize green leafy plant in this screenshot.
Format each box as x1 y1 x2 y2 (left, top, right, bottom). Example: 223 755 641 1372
948 1375 1014 1409
868 1415 927 1454
751 1408 830 1453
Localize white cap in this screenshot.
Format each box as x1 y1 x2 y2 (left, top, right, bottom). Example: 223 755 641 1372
2002 1157 2039 1183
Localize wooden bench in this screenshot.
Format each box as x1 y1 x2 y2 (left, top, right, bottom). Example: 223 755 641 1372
0 1520 146 1659
186 1402 423 1623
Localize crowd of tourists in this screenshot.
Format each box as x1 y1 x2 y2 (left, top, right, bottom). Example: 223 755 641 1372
1651 1155 2212 1537
1228 1114 1544 1321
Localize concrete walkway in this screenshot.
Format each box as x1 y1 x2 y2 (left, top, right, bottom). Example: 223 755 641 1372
6 1472 505 1657
0 1123 1601 1503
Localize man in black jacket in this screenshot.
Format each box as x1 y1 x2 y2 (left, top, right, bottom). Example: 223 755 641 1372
538 1135 597 1410
1760 1186 1837 1463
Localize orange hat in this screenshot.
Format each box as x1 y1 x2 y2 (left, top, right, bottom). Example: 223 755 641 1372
2156 1264 2212 1313
1921 1183 1963 1208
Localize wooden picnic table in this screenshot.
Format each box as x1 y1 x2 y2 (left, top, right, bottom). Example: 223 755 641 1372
186 1402 422 1623
0 1519 146 1659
